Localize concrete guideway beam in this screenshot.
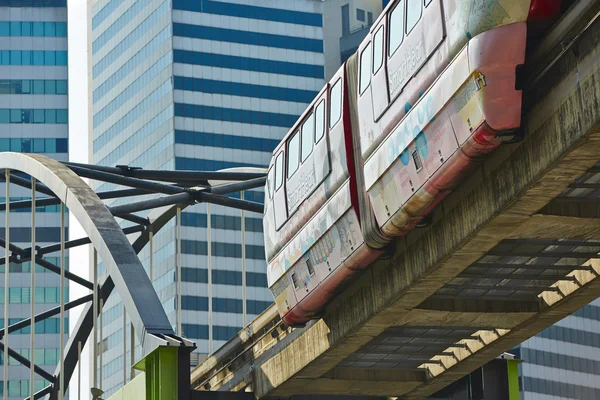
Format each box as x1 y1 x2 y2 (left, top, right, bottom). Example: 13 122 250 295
206 16 600 399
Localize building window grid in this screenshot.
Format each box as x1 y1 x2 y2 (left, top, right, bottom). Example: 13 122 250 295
0 109 67 124
0 50 67 66
93 26 170 103
0 21 66 37
181 267 268 288
0 79 67 95
92 1 169 77
92 0 148 54
172 23 323 53
0 138 67 153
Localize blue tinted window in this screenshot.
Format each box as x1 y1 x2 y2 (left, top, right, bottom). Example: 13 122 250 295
56 80 67 94
56 22 66 36
173 50 324 79
0 22 7 36
172 0 322 27
175 130 278 153
175 157 263 171
173 76 318 103
172 23 323 52
9 22 20 36
32 51 44 65
56 51 67 66
21 22 31 36
174 103 298 128
9 51 20 65
32 22 43 36
92 1 148 54
45 51 56 65
44 22 55 36
0 109 66 124
93 0 126 28
21 50 31 65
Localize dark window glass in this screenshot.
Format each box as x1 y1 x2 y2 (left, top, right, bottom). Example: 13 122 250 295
22 22 32 36
9 22 20 36
32 22 44 37
45 80 56 94
56 80 67 94
33 80 44 94
357 8 365 22
267 166 275 200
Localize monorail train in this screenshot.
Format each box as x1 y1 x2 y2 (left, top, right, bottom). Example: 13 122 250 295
263 0 562 326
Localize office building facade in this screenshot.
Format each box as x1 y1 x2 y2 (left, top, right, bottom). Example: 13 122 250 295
0 0 69 398
88 0 325 395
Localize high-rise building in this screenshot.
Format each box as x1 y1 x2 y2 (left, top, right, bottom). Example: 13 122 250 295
0 0 69 398
88 0 325 396
511 298 600 399
322 0 382 80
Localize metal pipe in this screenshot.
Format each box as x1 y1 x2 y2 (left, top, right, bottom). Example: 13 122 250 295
207 204 213 353
0 341 55 382
0 187 151 212
198 192 263 214
3 169 9 400
177 207 182 336
117 213 150 226
66 165 185 195
63 162 266 182
241 191 246 326
109 192 192 216
77 341 81 400
59 203 65 400
210 177 266 195
92 250 98 390
0 295 92 336
0 172 55 198
123 311 126 385
99 297 103 390
149 229 153 281
30 177 35 400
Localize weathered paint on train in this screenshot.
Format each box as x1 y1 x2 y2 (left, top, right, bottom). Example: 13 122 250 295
263 0 561 326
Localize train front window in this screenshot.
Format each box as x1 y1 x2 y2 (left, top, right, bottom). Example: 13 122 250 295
315 100 325 143
275 151 284 191
287 131 300 178
359 43 371 95
406 0 422 34
389 0 404 56
267 166 275 199
301 112 314 162
373 26 384 74
329 79 342 128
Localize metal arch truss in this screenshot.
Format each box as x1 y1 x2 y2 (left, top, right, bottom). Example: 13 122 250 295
0 153 267 400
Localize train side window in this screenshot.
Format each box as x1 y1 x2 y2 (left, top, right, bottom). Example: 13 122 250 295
389 0 404 56
359 42 371 95
329 79 342 128
425 0 432 6
301 112 314 162
287 131 300 178
267 166 275 199
406 0 422 34
275 151 284 191
372 26 384 74
315 100 325 143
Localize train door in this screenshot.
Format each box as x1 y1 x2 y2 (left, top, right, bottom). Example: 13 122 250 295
273 149 287 230
387 0 444 100
371 17 390 121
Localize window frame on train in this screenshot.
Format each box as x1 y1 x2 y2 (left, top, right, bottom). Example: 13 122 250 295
274 151 284 191
406 0 422 34
359 41 372 95
373 25 384 74
301 111 315 162
315 99 326 143
329 78 342 128
389 0 405 57
267 165 275 200
287 130 301 178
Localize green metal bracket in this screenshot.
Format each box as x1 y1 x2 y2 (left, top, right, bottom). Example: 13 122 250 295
134 346 179 400
507 359 522 400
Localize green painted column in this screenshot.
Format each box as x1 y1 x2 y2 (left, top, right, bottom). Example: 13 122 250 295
134 347 179 400
507 359 521 400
